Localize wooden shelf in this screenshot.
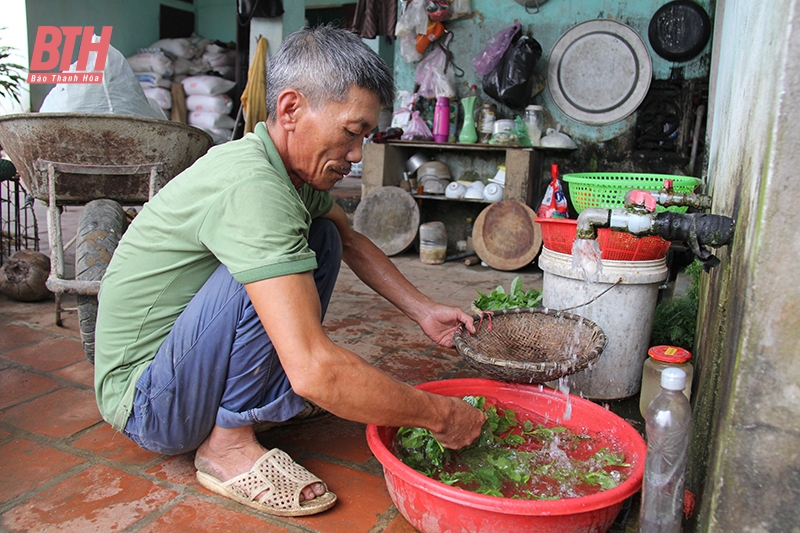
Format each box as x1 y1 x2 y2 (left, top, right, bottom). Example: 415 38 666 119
363 142 544 207
411 193 490 204
384 140 535 152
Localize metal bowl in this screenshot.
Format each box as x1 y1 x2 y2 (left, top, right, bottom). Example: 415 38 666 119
405 152 431 175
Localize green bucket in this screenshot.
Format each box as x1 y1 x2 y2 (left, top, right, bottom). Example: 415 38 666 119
562 173 702 213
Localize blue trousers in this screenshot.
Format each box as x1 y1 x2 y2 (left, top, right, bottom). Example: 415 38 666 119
124 218 342 455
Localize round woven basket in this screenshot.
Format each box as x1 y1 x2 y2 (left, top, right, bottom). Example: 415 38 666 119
453 308 607 384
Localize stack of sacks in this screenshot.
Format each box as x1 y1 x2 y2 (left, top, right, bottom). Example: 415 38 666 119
183 76 237 144
127 35 237 119
126 48 174 114
201 43 237 80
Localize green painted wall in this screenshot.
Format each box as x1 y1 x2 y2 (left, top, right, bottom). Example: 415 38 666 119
196 0 236 44
393 0 713 143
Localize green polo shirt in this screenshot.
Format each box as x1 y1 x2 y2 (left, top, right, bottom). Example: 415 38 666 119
94 122 334 431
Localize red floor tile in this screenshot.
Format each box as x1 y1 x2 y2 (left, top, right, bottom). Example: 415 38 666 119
71 423 161 465
384 513 419 533
0 439 87 501
0 428 10 439
52 359 95 388
145 453 198 486
139 496 290 533
283 458 394 533
2 464 177 533
0 367 60 410
0 387 103 438
260 418 374 465
2 337 85 371
0 324 56 354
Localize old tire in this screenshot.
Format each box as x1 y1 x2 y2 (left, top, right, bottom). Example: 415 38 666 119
76 199 127 364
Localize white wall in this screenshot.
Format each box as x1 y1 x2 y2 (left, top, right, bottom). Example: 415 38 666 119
1 0 30 114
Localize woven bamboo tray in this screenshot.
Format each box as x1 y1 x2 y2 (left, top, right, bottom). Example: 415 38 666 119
453 308 607 384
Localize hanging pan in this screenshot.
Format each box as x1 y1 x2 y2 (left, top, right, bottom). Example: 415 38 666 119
648 0 712 62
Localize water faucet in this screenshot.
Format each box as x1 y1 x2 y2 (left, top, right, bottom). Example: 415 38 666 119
575 185 735 271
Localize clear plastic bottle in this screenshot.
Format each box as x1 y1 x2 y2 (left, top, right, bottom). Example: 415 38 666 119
419 221 447 264
477 102 497 143
524 104 544 147
639 345 694 418
640 367 692 533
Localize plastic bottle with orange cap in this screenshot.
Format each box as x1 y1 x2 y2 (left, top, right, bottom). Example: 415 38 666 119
639 345 694 418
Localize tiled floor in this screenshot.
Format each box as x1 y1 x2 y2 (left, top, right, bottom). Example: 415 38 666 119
1 241 546 532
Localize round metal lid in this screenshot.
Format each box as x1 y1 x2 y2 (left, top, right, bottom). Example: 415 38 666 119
547 20 652 125
353 187 420 257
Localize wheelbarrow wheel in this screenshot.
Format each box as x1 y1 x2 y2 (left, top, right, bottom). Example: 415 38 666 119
76 199 128 364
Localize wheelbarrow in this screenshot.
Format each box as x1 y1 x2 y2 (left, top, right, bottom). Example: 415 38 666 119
0 113 213 362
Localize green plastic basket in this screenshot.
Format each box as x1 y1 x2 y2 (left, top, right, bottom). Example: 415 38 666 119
562 173 702 213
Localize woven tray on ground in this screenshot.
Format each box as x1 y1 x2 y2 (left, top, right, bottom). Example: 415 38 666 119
453 308 607 384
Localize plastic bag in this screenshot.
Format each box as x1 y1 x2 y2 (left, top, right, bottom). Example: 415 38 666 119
40 37 167 120
401 110 433 141
540 125 578 149
415 44 455 99
471 22 520 76
425 0 453 21
537 164 569 218
399 33 423 63
482 33 543 110
391 90 416 129
452 0 472 19
396 0 429 37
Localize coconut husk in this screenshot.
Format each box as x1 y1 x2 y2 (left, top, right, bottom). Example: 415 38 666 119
0 250 51 302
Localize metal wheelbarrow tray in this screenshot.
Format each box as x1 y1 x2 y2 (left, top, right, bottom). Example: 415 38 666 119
0 112 213 205
0 113 213 359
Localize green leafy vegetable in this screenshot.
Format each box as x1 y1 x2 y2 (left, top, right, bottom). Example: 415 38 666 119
650 259 703 350
474 276 543 311
393 396 629 500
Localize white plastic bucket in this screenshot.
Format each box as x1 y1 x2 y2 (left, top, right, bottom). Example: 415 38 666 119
538 247 668 400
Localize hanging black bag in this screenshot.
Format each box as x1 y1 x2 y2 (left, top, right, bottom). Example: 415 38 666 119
482 31 543 110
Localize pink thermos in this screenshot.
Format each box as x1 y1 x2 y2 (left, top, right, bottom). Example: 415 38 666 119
433 97 450 143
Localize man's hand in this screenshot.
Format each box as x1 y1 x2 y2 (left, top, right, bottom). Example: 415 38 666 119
430 396 485 450
418 303 476 348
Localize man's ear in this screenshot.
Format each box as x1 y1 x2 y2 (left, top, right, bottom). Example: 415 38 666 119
275 89 305 132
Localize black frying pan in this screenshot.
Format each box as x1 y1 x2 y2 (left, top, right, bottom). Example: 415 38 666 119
648 0 712 62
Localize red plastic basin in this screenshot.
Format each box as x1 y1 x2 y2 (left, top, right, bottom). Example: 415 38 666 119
536 217 672 261
366 378 646 533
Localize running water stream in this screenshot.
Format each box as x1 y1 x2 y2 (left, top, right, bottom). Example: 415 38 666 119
550 238 605 420
571 238 603 282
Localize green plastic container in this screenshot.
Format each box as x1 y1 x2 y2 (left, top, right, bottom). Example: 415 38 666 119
563 172 702 213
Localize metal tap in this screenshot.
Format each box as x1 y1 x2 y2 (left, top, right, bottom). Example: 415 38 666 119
575 184 735 271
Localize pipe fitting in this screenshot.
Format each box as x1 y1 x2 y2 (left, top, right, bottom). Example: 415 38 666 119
575 208 611 240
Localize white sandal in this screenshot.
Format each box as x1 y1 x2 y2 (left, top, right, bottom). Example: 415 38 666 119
196 448 337 516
